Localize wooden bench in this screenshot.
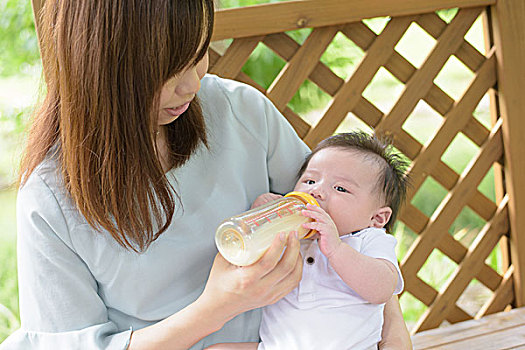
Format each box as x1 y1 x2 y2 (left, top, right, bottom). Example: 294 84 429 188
412 306 525 349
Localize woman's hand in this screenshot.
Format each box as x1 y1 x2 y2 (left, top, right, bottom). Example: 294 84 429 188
199 231 303 323
129 219 302 350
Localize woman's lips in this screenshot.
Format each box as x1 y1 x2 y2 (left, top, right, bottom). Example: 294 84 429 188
165 101 190 117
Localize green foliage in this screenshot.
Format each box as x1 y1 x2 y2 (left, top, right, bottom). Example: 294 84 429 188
218 0 363 115
218 0 287 8
0 190 20 343
437 8 459 23
241 28 362 114
0 109 28 188
0 109 28 135
0 246 19 343
0 0 40 77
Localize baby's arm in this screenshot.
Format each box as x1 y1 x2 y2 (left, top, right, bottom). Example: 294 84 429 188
302 204 398 304
205 342 259 350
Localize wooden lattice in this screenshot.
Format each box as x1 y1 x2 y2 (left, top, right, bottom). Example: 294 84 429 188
209 0 525 333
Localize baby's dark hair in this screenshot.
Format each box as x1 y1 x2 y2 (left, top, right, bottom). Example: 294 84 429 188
298 131 410 232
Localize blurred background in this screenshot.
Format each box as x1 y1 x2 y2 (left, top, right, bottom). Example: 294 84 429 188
1 0 41 342
0 0 498 342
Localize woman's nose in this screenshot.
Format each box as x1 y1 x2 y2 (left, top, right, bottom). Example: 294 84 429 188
175 67 201 97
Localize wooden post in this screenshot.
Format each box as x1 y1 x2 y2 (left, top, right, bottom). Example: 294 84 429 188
482 9 511 275
489 0 525 306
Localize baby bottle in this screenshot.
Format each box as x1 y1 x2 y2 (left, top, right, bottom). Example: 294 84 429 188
215 191 319 266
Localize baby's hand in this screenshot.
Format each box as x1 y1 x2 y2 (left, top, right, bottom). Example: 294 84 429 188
251 193 283 209
301 204 342 258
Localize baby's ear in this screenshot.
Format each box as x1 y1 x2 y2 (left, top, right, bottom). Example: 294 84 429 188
370 207 392 228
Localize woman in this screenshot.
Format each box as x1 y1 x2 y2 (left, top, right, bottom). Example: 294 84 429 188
2 1 411 349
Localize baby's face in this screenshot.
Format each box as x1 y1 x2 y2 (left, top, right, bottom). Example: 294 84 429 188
294 147 388 235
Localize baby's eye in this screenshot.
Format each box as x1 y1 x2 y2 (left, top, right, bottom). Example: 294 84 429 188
334 186 348 193
305 179 315 185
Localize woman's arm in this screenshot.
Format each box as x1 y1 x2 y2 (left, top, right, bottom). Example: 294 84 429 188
128 232 302 349
12 172 302 350
204 342 258 350
9 173 134 349
379 295 412 350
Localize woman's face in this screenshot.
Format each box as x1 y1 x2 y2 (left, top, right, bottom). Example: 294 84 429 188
158 52 209 126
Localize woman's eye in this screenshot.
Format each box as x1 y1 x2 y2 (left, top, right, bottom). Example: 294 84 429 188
335 186 348 193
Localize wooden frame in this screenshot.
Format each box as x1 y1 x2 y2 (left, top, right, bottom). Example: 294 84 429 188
31 0 525 334
487 0 525 307
213 0 496 40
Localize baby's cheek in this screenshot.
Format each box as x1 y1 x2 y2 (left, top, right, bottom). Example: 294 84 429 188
293 183 305 192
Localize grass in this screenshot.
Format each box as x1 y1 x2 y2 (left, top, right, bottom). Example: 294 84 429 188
0 190 19 343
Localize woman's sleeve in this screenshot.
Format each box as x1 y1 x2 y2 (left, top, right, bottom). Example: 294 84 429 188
260 94 311 195
202 75 310 195
1 172 131 350
214 75 311 194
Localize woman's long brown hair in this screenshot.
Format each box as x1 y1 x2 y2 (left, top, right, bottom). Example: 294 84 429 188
21 0 214 252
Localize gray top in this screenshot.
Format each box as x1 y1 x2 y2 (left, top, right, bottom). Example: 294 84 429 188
1 74 310 350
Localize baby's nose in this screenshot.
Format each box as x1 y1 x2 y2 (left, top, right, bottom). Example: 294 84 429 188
309 187 323 200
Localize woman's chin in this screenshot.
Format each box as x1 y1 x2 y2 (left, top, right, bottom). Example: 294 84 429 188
158 111 181 125
158 116 179 125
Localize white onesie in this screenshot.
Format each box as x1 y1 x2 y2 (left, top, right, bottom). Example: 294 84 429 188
258 227 404 350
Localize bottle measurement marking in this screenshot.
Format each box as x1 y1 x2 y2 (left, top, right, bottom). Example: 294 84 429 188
245 204 297 227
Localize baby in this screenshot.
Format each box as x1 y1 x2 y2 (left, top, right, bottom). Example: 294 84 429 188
209 131 409 350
